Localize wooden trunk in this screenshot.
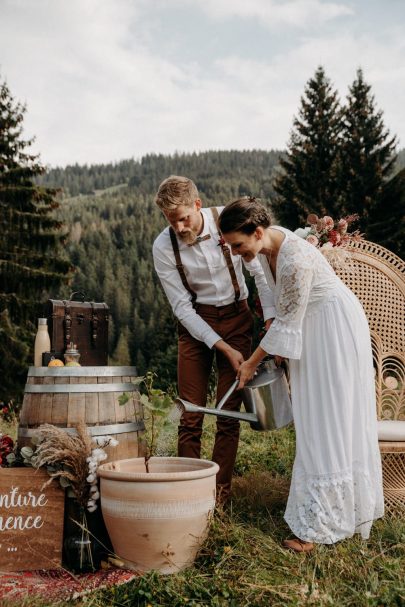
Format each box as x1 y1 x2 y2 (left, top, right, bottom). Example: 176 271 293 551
18 366 146 462
46 299 109 366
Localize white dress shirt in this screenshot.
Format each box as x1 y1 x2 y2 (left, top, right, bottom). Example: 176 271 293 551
153 207 276 349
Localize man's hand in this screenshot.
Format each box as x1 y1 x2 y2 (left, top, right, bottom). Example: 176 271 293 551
215 340 244 371
237 359 257 389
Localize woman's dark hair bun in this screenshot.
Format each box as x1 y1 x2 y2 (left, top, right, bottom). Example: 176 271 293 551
219 196 271 235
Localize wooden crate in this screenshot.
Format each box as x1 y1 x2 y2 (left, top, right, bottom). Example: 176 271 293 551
0 467 64 571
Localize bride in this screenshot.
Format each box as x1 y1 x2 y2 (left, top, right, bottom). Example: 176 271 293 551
219 197 384 552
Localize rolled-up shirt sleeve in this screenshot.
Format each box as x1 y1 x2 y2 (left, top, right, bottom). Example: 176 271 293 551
152 240 221 349
243 257 276 321
260 258 313 359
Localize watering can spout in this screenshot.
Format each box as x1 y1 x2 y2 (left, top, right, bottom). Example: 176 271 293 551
174 397 258 424
174 361 293 432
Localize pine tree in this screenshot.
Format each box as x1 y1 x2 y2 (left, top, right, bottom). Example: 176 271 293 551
272 67 343 228
367 168 405 259
0 77 71 400
340 69 397 233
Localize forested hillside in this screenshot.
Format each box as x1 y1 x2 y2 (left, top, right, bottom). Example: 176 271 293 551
39 150 282 199
55 151 282 388
40 148 405 198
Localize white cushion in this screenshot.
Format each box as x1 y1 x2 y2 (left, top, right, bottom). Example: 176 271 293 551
378 420 405 442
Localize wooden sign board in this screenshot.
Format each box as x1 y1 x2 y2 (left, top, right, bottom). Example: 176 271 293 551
0 467 64 571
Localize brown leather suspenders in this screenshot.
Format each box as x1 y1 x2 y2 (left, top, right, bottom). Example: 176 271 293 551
169 207 240 306
210 207 240 303
169 227 198 306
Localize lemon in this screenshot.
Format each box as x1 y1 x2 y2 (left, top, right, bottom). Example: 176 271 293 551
65 361 81 367
48 358 64 367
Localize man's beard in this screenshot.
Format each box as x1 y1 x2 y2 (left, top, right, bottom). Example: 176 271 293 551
177 229 199 244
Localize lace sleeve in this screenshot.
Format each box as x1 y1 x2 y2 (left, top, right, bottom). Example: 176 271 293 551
260 240 313 359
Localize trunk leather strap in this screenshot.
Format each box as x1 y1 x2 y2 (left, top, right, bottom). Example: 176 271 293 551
62 300 71 348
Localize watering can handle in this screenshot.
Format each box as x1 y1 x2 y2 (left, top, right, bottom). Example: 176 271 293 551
216 379 240 410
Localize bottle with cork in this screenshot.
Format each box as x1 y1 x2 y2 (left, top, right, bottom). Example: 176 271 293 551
34 318 51 366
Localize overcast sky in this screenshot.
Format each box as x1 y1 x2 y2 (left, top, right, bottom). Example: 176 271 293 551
1 0 404 167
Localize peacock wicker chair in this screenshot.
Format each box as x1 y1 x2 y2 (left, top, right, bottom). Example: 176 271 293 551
334 240 405 515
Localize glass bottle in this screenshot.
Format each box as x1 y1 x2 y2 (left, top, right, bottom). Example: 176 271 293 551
34 318 51 366
64 342 81 366
63 502 98 573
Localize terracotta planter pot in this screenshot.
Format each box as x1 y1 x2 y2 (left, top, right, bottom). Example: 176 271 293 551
97 456 219 574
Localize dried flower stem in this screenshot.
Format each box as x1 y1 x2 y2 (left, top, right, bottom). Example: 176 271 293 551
34 423 92 509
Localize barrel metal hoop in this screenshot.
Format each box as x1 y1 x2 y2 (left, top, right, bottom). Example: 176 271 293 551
27 366 139 377
18 421 145 438
24 383 138 393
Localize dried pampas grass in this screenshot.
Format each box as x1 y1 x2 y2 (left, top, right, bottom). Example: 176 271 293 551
34 423 92 508
321 245 357 272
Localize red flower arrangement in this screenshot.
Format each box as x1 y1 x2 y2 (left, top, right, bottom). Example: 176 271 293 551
297 213 363 250
0 434 14 466
295 214 364 269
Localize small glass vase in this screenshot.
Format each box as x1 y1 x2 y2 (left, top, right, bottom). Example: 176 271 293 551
64 534 94 573
63 504 98 574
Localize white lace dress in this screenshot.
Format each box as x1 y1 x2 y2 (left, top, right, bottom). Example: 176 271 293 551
259 227 384 544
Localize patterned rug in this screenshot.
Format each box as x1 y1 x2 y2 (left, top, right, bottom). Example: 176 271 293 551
0 566 138 604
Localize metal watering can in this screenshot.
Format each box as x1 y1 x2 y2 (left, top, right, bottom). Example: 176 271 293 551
175 360 293 432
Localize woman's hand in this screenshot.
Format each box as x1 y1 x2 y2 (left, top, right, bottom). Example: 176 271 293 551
264 318 274 331
274 355 285 367
237 359 257 389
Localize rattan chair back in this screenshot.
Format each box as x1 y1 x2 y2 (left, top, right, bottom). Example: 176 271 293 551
334 240 405 421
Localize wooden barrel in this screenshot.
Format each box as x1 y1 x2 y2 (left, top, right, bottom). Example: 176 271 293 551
18 366 146 462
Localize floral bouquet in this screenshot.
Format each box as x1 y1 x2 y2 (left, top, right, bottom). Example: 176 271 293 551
2 424 117 512
31 424 118 572
295 214 363 269
0 434 15 466
29 423 118 513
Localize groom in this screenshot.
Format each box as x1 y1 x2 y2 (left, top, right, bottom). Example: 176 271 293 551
152 175 275 502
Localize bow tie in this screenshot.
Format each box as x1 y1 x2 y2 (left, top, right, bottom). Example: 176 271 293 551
187 234 211 247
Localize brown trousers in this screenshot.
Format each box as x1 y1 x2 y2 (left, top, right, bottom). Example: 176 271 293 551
177 300 253 500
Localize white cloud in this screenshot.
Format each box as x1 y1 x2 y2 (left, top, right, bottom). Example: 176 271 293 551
213 29 405 146
167 0 353 28
0 0 403 165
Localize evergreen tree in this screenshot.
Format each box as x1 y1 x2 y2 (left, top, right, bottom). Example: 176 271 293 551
272 66 343 228
367 168 405 259
0 77 71 400
340 69 397 232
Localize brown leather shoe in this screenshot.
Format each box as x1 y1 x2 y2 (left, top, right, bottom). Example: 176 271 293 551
282 537 314 553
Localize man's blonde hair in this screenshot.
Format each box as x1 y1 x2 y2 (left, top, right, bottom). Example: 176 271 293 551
155 175 199 211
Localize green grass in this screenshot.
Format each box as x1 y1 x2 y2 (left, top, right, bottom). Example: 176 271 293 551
4 417 405 606
82 419 404 607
